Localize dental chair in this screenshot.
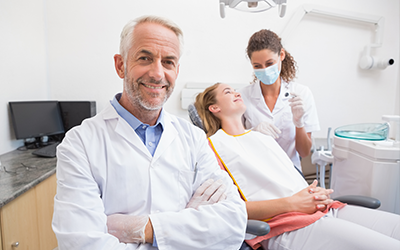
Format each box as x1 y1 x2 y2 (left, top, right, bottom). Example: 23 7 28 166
187 103 381 209
187 103 381 249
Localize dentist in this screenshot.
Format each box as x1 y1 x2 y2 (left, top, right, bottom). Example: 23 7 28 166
52 16 247 250
239 29 320 171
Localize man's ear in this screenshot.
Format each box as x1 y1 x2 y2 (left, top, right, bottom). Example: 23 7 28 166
208 105 220 114
114 54 125 79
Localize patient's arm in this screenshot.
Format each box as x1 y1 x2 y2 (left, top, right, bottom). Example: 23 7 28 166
246 180 334 220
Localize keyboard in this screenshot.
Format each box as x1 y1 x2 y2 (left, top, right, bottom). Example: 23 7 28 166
32 142 61 158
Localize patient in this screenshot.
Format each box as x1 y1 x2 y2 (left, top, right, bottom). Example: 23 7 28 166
194 82 400 250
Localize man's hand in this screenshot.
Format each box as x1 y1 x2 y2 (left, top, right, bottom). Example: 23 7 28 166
186 179 227 209
107 214 149 244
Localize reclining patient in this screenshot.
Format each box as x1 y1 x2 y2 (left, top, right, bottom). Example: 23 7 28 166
194 82 400 250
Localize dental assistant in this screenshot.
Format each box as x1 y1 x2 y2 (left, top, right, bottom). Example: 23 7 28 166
52 16 247 250
239 29 320 170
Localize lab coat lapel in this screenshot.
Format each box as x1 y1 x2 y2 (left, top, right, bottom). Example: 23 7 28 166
152 113 177 162
102 104 152 159
273 80 288 114
252 82 272 117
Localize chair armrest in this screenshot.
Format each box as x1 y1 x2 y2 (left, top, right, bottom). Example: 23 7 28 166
246 220 271 236
335 195 381 209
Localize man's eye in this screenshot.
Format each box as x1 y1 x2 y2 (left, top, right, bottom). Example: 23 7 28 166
164 60 175 65
163 60 176 69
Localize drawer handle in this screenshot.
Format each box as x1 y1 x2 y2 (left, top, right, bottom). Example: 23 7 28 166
12 241 19 247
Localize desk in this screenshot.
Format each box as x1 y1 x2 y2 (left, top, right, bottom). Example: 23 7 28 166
0 149 58 250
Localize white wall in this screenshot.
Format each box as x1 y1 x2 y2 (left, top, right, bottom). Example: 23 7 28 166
1 0 399 154
0 0 48 154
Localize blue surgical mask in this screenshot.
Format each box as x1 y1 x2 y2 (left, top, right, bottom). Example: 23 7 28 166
254 63 280 85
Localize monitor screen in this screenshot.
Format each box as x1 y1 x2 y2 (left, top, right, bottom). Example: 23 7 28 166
9 101 65 140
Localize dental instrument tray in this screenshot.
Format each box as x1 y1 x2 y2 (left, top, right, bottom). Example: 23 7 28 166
334 123 389 141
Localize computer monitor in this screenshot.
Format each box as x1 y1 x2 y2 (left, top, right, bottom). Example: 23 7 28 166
9 101 65 146
59 101 96 132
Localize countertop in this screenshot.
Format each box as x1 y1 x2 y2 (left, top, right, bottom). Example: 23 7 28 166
0 148 56 208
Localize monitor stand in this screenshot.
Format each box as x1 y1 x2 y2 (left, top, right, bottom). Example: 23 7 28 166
24 137 42 149
24 134 64 150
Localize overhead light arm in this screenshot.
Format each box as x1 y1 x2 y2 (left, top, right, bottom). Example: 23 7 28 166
280 4 393 70
219 0 287 18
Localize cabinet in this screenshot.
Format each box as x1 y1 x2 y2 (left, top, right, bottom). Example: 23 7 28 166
0 174 57 250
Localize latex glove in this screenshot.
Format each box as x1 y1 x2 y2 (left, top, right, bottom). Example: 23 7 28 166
253 121 281 139
186 179 227 209
107 214 149 244
288 93 305 128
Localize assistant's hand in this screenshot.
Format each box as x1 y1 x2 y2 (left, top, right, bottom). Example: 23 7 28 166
253 121 282 139
289 180 334 214
107 214 149 244
186 179 227 209
288 93 305 128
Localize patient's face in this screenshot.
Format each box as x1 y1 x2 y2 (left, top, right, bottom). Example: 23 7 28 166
213 83 246 116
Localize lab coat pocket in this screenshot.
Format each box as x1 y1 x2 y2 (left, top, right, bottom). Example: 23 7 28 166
179 169 195 209
276 109 292 128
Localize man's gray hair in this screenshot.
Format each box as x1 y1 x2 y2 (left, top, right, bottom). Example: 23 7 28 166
119 15 184 61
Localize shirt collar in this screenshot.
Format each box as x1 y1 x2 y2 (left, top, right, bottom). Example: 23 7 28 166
110 93 165 130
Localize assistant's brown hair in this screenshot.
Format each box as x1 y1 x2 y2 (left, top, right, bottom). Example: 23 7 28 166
246 29 297 82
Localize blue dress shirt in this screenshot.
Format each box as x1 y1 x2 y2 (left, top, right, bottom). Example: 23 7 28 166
110 93 164 157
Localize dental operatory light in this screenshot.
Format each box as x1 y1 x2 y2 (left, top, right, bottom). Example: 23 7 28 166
219 0 287 18
359 51 395 70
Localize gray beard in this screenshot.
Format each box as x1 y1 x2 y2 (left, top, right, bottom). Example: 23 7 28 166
124 75 173 111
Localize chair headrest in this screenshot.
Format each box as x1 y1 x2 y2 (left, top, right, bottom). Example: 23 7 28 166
187 103 204 130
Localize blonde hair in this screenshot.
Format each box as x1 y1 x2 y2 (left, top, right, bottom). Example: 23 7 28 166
194 83 222 137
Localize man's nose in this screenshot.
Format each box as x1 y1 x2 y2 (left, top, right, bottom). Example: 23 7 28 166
148 60 164 81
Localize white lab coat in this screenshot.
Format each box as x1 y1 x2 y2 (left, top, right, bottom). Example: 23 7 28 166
239 79 320 169
52 103 247 250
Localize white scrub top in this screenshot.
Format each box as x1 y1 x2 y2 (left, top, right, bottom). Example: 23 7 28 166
52 102 247 250
239 79 320 170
